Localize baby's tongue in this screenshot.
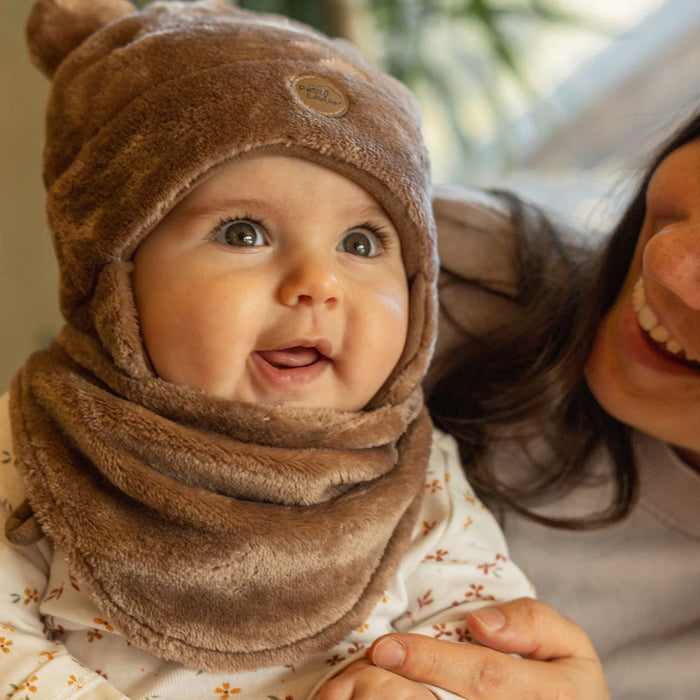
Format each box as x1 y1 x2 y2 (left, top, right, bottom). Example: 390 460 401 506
257 347 320 368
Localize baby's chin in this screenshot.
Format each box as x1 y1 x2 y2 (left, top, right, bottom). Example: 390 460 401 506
192 380 369 412
244 392 372 413
160 361 386 411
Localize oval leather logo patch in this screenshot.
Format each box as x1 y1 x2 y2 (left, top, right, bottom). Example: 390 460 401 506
292 75 349 118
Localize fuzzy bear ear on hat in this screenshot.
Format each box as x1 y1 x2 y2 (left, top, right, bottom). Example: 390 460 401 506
26 0 136 78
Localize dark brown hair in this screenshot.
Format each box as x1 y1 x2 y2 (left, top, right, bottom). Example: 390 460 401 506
428 106 700 529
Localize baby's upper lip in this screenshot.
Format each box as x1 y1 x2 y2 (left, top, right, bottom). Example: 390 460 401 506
260 338 333 359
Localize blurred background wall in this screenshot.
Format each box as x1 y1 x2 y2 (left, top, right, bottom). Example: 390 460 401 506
1 0 55 394
1 0 699 392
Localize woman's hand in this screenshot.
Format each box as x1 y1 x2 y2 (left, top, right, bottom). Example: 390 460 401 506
314 659 437 700
367 597 610 699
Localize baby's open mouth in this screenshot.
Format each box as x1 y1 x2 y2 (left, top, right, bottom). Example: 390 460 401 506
256 346 325 369
251 344 332 388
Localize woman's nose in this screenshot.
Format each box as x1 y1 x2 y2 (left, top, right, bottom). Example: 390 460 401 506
644 222 700 309
278 254 341 308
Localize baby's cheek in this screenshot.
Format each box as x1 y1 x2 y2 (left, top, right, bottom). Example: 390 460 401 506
382 291 410 356
346 293 409 404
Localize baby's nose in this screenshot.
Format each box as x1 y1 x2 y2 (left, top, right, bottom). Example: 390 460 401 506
278 256 341 308
643 222 700 309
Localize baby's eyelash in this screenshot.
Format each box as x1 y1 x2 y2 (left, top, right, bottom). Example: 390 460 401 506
210 213 261 238
357 221 396 250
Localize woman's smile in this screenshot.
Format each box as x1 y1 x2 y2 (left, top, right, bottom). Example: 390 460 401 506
632 276 700 366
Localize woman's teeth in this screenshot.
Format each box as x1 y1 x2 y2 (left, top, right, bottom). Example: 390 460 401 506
632 277 699 362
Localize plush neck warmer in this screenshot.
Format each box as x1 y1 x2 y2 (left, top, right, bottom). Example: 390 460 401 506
9 325 432 671
6 0 438 672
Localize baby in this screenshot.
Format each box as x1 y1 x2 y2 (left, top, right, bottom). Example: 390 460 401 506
0 1 533 698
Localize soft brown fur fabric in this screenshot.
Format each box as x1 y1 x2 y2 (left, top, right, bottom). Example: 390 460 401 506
11 332 432 670
8 0 438 672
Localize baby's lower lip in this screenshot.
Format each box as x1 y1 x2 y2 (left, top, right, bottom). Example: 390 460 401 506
250 349 331 388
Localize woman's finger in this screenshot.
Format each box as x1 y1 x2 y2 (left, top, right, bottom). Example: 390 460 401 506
369 634 549 699
465 597 598 660
367 598 608 699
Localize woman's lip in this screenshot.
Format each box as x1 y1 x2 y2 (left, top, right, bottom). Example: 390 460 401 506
249 350 331 389
620 296 700 375
633 276 700 362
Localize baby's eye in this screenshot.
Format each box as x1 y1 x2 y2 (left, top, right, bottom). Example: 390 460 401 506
214 219 266 247
339 228 380 258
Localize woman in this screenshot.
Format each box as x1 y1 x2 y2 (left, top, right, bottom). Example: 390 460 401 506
363 108 700 699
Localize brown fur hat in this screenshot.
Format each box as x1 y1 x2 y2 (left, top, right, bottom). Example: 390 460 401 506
27 0 437 405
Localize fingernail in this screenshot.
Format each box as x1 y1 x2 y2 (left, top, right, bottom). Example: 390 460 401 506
371 637 405 669
471 606 506 631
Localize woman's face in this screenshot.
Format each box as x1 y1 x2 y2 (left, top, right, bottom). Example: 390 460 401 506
585 137 700 469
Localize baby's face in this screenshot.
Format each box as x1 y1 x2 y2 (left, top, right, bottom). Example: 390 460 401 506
132 155 409 410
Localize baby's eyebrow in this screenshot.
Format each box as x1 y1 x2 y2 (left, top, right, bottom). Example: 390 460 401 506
178 197 394 228
340 202 393 222
177 197 272 220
